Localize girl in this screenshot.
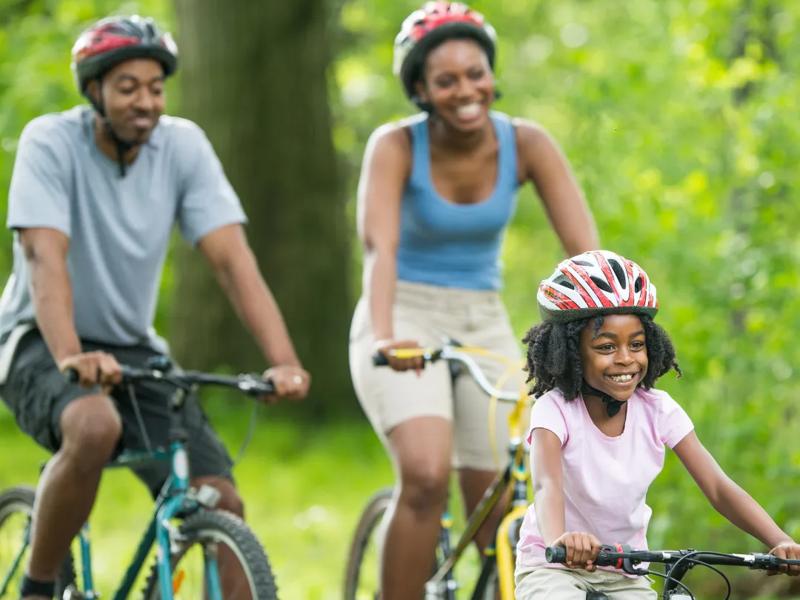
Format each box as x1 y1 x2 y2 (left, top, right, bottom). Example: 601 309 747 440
515 250 800 599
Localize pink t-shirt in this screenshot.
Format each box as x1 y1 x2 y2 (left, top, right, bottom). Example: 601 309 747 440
516 387 694 572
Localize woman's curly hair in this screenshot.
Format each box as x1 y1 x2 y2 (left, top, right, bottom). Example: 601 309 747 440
522 314 681 399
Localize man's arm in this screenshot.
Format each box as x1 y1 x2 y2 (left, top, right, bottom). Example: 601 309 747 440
197 223 309 399
20 227 120 386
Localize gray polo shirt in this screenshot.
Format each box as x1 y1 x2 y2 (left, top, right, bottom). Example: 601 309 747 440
0 105 246 350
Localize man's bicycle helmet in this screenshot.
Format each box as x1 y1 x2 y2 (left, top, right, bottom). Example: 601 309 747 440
537 250 658 323
71 15 178 95
393 2 497 102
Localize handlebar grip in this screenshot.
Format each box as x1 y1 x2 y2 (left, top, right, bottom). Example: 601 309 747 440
372 352 389 367
545 546 567 563
64 368 79 384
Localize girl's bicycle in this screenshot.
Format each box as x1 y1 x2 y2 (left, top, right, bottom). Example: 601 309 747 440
0 359 277 599
546 543 800 599
343 340 530 600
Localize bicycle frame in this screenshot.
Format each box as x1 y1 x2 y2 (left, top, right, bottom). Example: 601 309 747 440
405 342 530 600
64 385 220 600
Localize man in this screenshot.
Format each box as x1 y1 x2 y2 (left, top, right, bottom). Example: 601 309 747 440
0 15 310 599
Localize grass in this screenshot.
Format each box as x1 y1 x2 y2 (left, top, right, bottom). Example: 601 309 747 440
0 399 394 600
2 397 797 599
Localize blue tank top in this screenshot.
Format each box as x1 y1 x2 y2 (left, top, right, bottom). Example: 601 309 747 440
396 112 520 290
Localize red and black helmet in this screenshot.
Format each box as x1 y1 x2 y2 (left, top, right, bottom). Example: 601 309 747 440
393 2 497 101
71 15 178 94
537 251 659 323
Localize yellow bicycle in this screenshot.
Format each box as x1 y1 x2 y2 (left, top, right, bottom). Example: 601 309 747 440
343 340 531 600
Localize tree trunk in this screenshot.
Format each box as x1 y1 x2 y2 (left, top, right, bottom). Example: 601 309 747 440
170 0 352 416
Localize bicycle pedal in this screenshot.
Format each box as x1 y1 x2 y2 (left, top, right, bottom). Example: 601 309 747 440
195 484 221 508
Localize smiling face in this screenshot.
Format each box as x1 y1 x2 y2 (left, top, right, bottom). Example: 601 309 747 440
90 57 165 146
415 38 494 131
579 314 649 402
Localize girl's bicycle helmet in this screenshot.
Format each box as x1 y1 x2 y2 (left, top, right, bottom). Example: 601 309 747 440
538 250 658 323
393 2 496 101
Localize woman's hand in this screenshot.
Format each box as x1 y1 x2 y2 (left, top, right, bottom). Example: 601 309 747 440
550 531 602 571
373 338 424 372
769 540 800 576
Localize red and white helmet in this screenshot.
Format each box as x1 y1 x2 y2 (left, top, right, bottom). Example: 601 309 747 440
393 2 497 100
71 15 178 94
538 251 658 323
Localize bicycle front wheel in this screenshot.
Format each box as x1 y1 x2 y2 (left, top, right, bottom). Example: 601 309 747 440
343 487 393 600
143 509 277 600
0 486 76 599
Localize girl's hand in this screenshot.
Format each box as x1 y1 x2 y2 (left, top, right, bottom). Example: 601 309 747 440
373 338 424 372
551 531 602 571
769 540 800 576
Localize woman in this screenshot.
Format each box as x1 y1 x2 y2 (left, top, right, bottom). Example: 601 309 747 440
349 3 599 597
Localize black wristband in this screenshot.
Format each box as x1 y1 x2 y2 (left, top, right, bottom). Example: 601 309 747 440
20 574 55 598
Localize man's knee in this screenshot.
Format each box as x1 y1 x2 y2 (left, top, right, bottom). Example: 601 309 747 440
192 476 244 518
59 395 122 468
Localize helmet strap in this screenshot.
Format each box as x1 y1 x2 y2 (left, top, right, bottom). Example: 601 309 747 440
89 81 138 177
581 381 626 417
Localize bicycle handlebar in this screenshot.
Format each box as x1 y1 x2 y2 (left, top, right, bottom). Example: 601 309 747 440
545 544 800 572
65 365 275 396
372 342 521 402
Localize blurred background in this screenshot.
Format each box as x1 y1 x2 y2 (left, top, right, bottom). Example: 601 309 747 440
1 0 799 597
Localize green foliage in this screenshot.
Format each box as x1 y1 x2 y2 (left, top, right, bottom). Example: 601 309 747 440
2 0 800 596
336 0 800 595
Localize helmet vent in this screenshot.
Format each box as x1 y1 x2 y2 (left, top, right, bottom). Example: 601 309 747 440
609 259 626 289
590 276 613 293
634 276 643 293
573 259 592 266
554 275 574 290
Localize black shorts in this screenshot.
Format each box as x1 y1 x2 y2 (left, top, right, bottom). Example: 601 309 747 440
0 330 234 495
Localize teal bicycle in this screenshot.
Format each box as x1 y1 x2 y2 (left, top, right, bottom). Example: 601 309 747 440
0 359 277 599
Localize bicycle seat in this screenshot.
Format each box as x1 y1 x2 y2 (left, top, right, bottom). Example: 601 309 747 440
586 593 609 600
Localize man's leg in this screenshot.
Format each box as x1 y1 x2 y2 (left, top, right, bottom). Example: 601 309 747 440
24 394 121 599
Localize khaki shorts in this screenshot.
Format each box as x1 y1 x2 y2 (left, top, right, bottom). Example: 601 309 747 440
515 566 656 600
349 281 527 471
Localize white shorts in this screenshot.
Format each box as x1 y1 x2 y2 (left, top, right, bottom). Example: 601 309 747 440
349 280 527 471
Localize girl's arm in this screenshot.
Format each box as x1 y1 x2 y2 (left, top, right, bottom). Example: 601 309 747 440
356 124 421 372
514 121 599 255
674 431 800 567
531 427 601 570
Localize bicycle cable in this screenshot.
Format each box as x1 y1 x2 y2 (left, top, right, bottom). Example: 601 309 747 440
231 402 259 466
643 568 696 599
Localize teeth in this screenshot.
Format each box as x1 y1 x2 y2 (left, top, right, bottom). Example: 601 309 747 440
608 374 634 383
456 103 481 118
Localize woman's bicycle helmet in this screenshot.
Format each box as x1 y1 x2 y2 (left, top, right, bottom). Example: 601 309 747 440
393 2 496 102
537 250 658 323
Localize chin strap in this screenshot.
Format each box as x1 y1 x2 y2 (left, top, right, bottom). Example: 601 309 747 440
581 381 626 417
88 85 138 177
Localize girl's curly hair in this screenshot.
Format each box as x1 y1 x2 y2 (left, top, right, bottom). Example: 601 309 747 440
522 314 681 399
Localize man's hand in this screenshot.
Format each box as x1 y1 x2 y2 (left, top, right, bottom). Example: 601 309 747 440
58 351 122 390
769 540 800 576
262 365 310 403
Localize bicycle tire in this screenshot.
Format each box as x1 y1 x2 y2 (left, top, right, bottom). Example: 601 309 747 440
343 487 393 600
0 486 76 599
142 509 277 600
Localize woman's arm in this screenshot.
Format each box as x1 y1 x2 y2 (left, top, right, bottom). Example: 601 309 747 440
515 121 599 255
532 427 600 569
356 124 421 371
674 431 800 564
